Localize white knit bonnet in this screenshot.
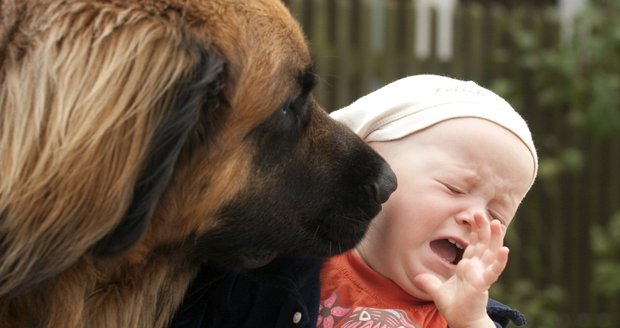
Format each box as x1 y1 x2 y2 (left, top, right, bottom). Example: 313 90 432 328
330 74 538 187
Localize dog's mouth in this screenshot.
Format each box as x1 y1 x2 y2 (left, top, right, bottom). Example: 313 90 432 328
200 156 397 270
307 164 397 257
430 238 465 265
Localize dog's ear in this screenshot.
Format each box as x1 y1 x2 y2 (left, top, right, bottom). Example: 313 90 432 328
0 4 223 294
91 47 224 257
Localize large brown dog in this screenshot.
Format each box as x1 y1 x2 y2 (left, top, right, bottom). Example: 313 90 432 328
0 0 396 327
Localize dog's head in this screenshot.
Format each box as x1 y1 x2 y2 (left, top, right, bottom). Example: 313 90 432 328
0 0 396 293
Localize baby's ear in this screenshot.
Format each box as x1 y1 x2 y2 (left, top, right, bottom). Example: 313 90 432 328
0 4 223 294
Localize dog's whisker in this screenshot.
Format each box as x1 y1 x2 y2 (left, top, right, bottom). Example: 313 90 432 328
329 241 332 257
341 213 367 224
313 224 321 241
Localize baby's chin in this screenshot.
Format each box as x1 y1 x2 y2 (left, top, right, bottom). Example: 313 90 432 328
392 273 435 303
406 271 451 302
406 281 434 302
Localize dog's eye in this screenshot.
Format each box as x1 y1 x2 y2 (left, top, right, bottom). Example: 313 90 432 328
282 103 292 114
282 95 309 117
249 94 311 165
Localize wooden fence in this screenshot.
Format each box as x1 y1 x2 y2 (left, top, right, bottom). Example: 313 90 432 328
284 1 620 327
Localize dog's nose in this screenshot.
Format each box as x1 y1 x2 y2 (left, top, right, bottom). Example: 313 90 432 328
372 163 397 204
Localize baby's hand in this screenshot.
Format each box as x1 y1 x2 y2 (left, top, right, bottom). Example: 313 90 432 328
413 213 508 328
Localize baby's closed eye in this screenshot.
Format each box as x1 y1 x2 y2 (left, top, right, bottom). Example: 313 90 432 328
442 182 466 195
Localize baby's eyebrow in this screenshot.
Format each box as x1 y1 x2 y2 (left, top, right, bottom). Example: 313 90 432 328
463 173 481 186
449 166 480 188
467 171 520 218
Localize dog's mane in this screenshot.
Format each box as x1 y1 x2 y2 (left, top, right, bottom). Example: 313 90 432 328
0 0 220 296
0 1 391 327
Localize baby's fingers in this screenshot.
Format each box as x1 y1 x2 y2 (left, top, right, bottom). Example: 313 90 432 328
473 213 491 245
460 246 509 290
478 220 506 264
466 215 504 259
461 214 491 260
482 246 509 286
413 273 444 301
488 219 505 251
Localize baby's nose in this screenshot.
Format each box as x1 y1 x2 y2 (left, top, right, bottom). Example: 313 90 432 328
456 210 487 226
456 213 473 226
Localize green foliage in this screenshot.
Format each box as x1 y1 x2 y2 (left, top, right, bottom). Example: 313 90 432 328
490 281 566 327
591 212 620 296
493 1 620 140
488 1 620 327
537 147 584 179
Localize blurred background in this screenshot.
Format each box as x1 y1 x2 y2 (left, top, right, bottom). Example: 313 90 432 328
283 0 620 327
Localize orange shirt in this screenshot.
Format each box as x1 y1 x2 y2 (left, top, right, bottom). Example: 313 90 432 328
318 251 447 328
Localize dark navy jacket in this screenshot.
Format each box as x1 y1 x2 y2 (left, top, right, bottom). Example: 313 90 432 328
169 257 526 328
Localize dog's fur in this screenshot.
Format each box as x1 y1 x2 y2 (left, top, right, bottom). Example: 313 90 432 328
0 0 396 327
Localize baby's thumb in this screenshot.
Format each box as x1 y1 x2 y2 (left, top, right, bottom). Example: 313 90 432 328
413 273 443 299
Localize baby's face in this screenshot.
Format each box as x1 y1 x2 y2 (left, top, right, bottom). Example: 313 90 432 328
356 117 535 301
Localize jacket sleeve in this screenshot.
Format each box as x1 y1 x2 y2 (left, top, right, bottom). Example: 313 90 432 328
169 256 323 328
487 299 527 327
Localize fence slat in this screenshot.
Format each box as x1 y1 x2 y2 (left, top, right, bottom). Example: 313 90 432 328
334 0 352 109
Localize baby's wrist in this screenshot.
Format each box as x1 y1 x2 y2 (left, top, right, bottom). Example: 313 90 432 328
448 315 496 328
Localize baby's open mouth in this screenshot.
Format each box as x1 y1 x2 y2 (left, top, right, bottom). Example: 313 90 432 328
430 239 465 265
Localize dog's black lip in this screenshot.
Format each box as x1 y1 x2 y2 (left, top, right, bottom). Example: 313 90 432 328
309 211 379 256
240 252 278 269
